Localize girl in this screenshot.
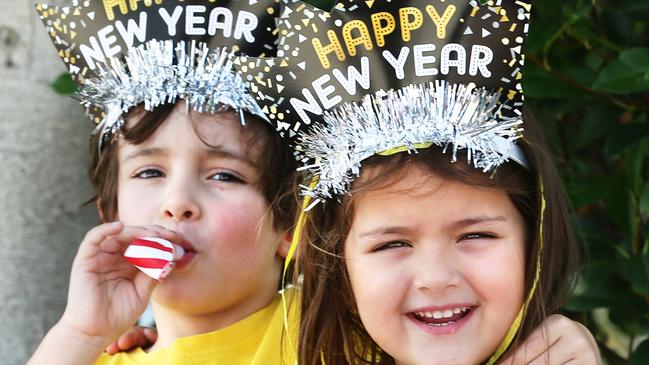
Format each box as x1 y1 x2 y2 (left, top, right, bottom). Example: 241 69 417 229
296 109 584 364
239 1 600 364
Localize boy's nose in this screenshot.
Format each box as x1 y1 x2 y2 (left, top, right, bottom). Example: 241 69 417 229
161 185 200 221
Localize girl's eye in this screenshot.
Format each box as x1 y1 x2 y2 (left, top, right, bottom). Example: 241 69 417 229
373 240 411 252
209 172 244 183
460 232 497 241
134 168 164 179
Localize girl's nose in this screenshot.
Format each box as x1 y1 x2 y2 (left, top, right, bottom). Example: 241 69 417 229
413 249 460 294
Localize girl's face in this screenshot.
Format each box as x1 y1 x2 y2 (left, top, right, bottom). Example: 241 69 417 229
117 104 286 321
344 165 526 365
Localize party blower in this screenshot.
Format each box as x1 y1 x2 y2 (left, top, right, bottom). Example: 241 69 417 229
123 238 185 281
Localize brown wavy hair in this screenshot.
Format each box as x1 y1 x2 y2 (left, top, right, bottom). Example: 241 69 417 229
296 109 579 365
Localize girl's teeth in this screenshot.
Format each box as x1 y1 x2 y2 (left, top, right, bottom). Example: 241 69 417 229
415 307 469 319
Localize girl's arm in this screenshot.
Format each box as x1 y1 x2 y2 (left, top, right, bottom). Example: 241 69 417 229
499 314 600 365
27 222 182 365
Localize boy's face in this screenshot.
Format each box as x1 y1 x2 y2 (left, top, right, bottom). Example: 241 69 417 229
344 165 526 365
116 105 286 319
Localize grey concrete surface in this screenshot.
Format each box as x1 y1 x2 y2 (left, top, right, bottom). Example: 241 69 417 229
1 1 99 364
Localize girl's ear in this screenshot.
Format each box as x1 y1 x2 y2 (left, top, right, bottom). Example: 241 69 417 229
276 230 293 258
96 199 107 223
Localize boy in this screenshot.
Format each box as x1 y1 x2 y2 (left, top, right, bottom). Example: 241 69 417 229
29 1 298 364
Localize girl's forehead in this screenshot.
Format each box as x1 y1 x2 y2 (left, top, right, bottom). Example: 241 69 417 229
352 166 516 218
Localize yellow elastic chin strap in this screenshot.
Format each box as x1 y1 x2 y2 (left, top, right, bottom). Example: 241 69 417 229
377 142 433 156
280 177 319 365
485 180 545 365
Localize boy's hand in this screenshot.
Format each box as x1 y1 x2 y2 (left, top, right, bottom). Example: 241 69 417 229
105 326 158 355
59 222 182 345
499 314 600 365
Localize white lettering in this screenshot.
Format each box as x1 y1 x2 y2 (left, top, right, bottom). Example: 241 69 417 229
382 47 410 80
313 74 341 109
159 6 183 36
413 43 437 76
79 36 105 70
290 89 323 125
186 5 207 35
207 7 233 37
233 10 257 43
440 43 466 75
332 56 370 96
115 11 147 47
469 45 492 77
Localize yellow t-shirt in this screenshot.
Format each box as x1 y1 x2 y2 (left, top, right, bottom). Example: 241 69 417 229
95 291 298 365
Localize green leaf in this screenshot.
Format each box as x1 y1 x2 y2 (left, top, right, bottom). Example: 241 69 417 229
640 182 649 218
593 47 649 94
574 104 617 149
50 73 77 95
625 139 648 195
609 307 649 335
622 251 649 295
630 339 649 365
566 260 641 311
605 123 649 157
523 67 583 98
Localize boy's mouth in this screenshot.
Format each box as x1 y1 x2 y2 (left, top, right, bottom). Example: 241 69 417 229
173 240 197 270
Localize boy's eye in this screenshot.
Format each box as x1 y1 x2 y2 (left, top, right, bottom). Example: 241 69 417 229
373 240 411 252
209 172 244 183
134 168 164 179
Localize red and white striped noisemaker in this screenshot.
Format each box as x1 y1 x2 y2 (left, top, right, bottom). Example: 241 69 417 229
123 237 184 281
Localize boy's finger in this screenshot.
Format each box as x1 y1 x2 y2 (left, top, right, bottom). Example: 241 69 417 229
104 342 120 356
77 222 124 258
142 327 158 344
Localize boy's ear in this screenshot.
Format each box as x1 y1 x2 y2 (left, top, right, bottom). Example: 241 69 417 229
276 230 293 258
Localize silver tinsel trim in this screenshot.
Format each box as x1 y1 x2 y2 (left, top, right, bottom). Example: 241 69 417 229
297 80 528 204
78 39 267 152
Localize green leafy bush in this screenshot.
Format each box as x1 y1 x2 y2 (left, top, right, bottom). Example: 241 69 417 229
525 0 649 363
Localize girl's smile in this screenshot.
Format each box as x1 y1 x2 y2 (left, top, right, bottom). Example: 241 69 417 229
344 164 527 365
406 303 478 335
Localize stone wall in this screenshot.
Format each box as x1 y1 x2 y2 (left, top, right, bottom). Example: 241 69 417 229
0 1 98 364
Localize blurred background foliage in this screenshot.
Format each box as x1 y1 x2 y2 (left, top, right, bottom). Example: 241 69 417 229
51 0 649 363
523 0 649 364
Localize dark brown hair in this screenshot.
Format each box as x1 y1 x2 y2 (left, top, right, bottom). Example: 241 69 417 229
88 103 297 232
296 109 579 365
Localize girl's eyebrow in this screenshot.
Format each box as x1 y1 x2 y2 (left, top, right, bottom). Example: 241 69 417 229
358 226 416 239
450 216 507 230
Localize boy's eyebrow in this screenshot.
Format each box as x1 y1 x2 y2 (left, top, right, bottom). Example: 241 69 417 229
204 147 257 168
121 146 257 167
122 147 167 162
